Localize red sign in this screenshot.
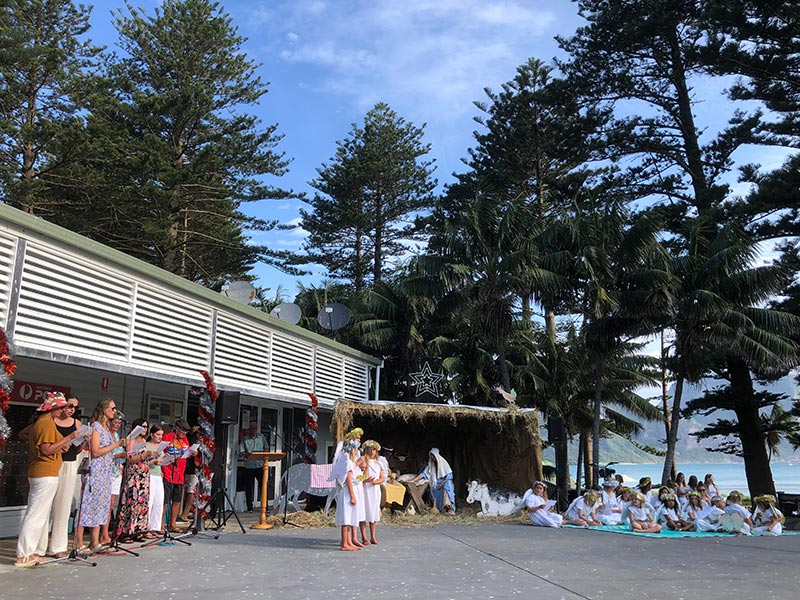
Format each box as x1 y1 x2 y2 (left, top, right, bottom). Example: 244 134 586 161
11 380 72 405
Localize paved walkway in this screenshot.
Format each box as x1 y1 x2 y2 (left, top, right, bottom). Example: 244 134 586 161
3 522 799 599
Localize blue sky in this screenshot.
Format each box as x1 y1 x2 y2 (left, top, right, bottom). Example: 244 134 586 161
87 1 791 299
88 0 583 295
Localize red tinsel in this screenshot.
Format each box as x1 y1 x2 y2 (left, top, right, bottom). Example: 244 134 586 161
304 392 319 463
194 370 218 519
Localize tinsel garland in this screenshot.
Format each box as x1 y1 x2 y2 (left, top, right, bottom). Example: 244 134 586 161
194 370 218 518
0 326 17 476
304 392 319 463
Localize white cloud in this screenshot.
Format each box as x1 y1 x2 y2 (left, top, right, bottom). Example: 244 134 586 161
250 0 565 121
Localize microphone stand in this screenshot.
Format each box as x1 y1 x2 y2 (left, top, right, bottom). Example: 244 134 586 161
268 425 303 528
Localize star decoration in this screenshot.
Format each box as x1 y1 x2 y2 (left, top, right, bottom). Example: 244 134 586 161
409 361 445 397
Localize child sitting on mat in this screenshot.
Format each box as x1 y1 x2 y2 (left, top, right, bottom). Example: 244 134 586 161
655 493 692 531
694 495 726 532
752 494 783 536
723 491 753 535
628 492 661 533
563 491 602 527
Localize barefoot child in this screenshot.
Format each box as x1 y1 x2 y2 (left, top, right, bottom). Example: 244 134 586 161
332 439 361 551
655 493 691 531
723 491 753 535
360 440 385 545
752 494 783 536
629 492 661 533
682 491 704 529
564 491 602 527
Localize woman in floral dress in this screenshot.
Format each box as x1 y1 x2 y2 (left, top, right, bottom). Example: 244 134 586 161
78 398 125 553
116 418 155 541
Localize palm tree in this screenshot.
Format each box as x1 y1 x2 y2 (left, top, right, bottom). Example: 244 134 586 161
661 219 799 491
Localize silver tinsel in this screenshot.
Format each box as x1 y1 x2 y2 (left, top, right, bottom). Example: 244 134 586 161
0 413 10 440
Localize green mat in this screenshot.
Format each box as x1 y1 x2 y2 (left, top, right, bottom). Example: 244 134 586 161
563 524 799 539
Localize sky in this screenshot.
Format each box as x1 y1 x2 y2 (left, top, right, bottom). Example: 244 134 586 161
87 0 584 296
86 0 793 302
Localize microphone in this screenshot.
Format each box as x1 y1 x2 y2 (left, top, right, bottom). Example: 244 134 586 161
114 410 127 421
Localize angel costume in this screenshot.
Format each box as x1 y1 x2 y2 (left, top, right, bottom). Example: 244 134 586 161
628 504 655 530
331 454 359 526
418 448 455 512
524 490 563 528
752 505 783 536
565 496 598 522
598 490 624 525
362 458 384 523
654 505 681 527
724 503 752 535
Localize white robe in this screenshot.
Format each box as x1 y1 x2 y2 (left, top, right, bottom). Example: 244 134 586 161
565 497 597 522
334 458 360 527
724 503 752 535
752 506 783 536
597 491 623 525
655 505 681 526
526 493 562 528
695 505 725 532
628 504 655 530
362 459 383 523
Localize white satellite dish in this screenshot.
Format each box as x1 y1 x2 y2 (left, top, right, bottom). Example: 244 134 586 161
270 302 302 325
222 281 256 304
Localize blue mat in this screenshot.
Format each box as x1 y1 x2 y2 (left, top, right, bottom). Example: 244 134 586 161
563 524 800 539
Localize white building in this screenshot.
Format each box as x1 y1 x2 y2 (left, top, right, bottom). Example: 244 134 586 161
0 204 381 537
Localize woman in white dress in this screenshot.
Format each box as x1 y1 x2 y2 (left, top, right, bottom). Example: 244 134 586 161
332 440 361 551
525 481 563 528
752 494 783 536
628 492 661 533
359 440 385 545
597 480 624 525
704 473 721 500
564 491 602 527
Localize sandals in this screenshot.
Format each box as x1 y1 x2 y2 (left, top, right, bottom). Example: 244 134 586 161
15 555 42 568
90 545 107 555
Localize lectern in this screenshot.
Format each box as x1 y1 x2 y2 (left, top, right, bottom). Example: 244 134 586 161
247 451 286 529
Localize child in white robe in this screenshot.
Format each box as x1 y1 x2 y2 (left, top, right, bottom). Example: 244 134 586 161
597 480 624 525
723 491 753 535
655 493 691 531
332 441 361 551
695 495 727 532
752 494 783 536
628 492 661 533
682 491 704 529
360 440 385 545
564 491 602 527
617 487 633 525
525 481 562 528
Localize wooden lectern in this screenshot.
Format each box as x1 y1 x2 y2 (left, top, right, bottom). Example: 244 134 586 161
247 451 286 529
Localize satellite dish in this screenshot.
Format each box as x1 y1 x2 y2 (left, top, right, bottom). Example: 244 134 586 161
270 302 302 325
317 303 351 330
222 281 256 304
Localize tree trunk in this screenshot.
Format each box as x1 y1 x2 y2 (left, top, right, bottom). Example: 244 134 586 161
582 431 594 489
575 435 582 497
661 373 684 485
660 330 671 443
591 358 603 488
729 358 776 497
545 309 556 343
556 437 570 512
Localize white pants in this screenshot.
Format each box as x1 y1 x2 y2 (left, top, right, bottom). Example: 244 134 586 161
148 475 164 531
17 476 60 559
695 518 722 532
49 460 80 554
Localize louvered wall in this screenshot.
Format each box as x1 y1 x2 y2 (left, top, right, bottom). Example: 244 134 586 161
344 360 370 400
14 241 134 362
0 212 377 403
131 285 212 376
268 333 314 396
214 312 271 389
0 231 16 327
315 349 344 403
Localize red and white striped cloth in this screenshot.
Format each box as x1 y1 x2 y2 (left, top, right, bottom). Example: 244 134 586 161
310 463 335 489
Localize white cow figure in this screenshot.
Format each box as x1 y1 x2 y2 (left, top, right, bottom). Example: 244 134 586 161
273 463 338 515
466 480 525 516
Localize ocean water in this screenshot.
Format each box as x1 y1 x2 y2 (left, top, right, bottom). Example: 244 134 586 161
570 462 800 494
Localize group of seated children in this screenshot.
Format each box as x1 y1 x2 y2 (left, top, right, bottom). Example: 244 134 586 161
525 477 784 535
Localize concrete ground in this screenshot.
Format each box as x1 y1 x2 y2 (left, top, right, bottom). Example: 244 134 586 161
2 522 799 600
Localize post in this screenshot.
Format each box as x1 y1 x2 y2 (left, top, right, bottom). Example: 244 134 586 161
248 452 286 530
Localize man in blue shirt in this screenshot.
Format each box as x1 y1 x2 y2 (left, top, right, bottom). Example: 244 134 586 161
238 420 267 512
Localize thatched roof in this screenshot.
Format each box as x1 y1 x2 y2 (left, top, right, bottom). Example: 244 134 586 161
331 400 542 495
